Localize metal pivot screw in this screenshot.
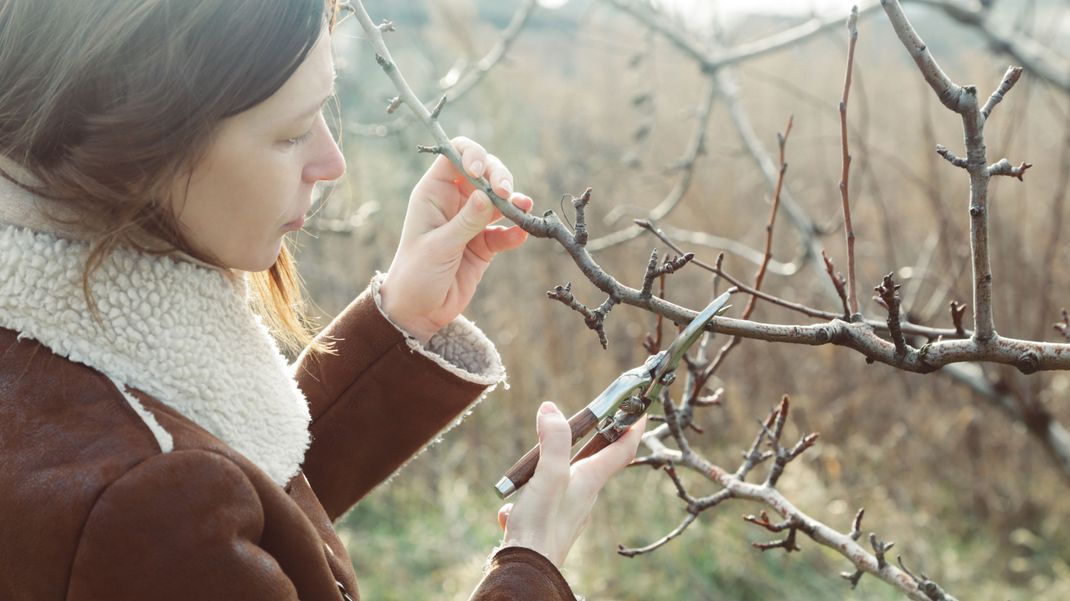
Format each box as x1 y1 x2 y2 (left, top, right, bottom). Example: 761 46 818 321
620 395 645 415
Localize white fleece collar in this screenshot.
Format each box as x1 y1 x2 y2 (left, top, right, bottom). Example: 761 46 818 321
0 225 311 486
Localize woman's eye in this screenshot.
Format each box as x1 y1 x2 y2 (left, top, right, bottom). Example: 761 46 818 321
284 129 314 146
284 109 326 147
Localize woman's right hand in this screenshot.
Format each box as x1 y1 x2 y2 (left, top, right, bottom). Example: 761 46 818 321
496 401 647 568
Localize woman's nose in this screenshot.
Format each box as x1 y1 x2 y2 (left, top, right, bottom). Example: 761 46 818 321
303 121 346 184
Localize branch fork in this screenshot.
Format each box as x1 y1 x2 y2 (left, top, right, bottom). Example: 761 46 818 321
546 282 617 349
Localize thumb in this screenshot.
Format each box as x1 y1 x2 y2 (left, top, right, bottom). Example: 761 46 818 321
440 189 494 243
497 503 513 531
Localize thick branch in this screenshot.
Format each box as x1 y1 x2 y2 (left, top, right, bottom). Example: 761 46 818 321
880 0 969 112
882 0 1011 342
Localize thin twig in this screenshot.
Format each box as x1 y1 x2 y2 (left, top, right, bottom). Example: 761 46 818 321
935 144 968 168
703 115 794 379
617 512 699 557
823 250 852 320
839 6 861 318
874 273 908 355
986 158 1033 180
949 301 968 338
1055 310 1070 342
981 66 1024 119
571 188 592 246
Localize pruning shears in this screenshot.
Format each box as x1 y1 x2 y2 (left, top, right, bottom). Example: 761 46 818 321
494 291 733 499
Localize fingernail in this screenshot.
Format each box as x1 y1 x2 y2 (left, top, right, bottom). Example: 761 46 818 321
469 160 484 176
539 401 557 415
501 179 513 194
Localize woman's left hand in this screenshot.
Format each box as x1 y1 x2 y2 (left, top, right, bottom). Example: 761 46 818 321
380 137 533 344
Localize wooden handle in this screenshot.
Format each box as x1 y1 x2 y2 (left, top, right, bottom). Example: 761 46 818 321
571 430 615 463
495 407 599 498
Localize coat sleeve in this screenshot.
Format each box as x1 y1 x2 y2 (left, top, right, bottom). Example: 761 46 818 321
66 450 303 601
468 547 578 601
292 273 507 521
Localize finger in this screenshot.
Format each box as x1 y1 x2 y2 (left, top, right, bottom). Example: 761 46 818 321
529 401 572 494
435 189 495 246
450 136 488 180
484 154 513 199
464 192 533 259
480 225 528 257
507 193 534 215
497 503 513 531
569 415 648 500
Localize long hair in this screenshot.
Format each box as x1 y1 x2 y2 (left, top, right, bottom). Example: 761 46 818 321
0 0 344 355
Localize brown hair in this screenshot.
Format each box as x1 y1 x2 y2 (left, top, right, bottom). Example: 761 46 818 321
0 0 345 355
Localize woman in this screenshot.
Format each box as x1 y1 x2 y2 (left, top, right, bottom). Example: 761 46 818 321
0 1 644 599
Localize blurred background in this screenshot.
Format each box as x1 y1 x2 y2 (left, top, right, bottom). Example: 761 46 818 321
293 0 1070 599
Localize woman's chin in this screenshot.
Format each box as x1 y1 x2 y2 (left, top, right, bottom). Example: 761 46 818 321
226 240 285 273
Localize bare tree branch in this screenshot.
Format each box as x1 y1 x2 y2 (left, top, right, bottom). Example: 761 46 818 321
546 282 617 349
353 5 1070 597
632 395 955 601
882 0 1034 342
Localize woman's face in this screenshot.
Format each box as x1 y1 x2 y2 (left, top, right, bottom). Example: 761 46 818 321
169 28 345 272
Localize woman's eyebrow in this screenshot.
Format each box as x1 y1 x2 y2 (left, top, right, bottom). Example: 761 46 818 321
293 72 338 120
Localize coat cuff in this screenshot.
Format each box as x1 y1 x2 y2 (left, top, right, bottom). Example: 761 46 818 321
469 546 578 601
369 272 506 389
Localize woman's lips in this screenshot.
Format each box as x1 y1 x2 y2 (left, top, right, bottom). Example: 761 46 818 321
282 215 305 232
